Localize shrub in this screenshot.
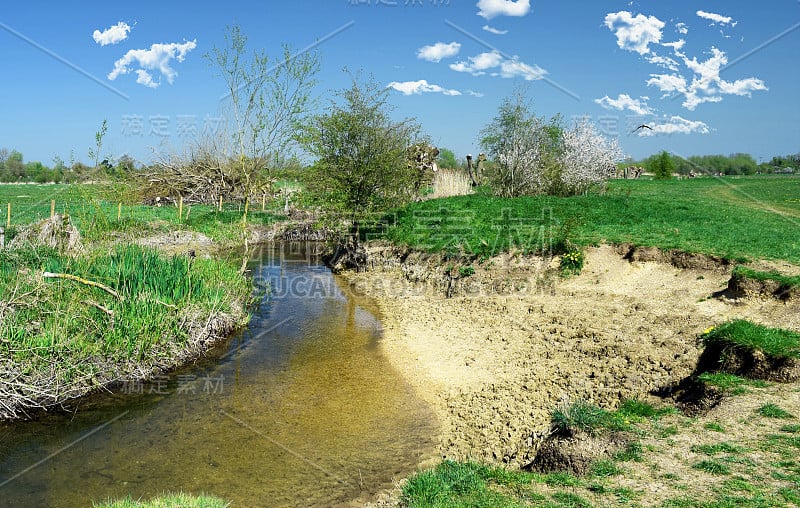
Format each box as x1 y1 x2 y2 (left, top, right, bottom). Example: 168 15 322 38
560 246 585 276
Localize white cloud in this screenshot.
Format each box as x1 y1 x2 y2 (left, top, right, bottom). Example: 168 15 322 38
467 90 485 97
482 25 509 35
636 115 710 136
387 79 462 96
647 47 767 110
604 11 665 55
417 42 461 63
499 59 547 80
477 0 531 20
647 73 687 95
108 40 197 88
696 10 735 26
449 50 503 76
594 94 654 115
662 39 686 51
93 22 132 46
135 69 157 88
647 53 680 71
450 50 546 81
676 22 689 35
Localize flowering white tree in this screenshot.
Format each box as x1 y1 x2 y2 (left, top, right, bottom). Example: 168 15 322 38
481 92 562 197
560 118 623 195
482 92 622 197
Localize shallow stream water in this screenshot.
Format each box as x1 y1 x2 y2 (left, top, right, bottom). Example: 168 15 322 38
0 242 436 507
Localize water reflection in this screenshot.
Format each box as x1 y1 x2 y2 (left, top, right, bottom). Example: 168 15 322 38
0 243 435 507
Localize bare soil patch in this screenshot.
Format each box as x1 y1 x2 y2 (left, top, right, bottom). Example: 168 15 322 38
340 244 800 468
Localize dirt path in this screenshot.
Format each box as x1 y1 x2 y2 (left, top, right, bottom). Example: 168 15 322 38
341 245 800 468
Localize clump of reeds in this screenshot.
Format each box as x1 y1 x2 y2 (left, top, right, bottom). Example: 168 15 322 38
429 169 473 199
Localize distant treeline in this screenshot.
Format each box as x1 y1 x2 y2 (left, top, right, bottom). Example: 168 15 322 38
628 152 799 176
0 148 137 183
1 146 798 184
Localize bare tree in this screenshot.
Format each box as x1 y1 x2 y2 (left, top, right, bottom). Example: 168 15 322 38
207 25 319 213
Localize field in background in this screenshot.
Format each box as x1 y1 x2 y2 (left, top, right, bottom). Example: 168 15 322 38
0 183 285 242
385 176 800 264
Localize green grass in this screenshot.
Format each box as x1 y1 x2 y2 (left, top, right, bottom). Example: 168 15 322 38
732 266 800 289
702 320 800 360
693 460 731 475
697 372 771 395
551 399 670 437
0 243 252 415
757 404 795 419
400 461 527 508
704 422 726 433
692 443 746 456
93 492 229 508
382 177 800 262
0 183 284 244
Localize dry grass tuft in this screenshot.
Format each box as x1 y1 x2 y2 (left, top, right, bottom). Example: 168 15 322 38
429 169 473 199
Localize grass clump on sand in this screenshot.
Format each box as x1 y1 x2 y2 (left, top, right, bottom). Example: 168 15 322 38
701 320 800 360
731 266 800 289
93 492 229 508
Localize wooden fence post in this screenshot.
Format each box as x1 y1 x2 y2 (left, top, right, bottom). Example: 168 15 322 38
117 203 122 221
261 193 266 212
50 200 55 218
178 196 184 223
218 195 223 212
6 203 10 228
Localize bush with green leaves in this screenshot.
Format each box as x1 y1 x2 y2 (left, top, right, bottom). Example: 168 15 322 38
300 73 424 240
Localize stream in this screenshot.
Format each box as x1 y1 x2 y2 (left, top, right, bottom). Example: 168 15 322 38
0 242 436 507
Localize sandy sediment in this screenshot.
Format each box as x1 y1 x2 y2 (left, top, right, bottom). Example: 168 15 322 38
339 243 800 468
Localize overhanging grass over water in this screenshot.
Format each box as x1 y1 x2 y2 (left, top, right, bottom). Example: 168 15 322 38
383 177 800 263
0 244 251 417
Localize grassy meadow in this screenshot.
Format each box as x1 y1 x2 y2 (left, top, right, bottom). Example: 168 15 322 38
0 183 285 243
383 176 800 264
0 183 272 419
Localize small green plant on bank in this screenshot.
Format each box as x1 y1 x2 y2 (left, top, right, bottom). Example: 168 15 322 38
757 403 794 419
559 245 585 276
458 265 475 278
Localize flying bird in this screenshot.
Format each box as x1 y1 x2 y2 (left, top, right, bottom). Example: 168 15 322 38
632 124 653 134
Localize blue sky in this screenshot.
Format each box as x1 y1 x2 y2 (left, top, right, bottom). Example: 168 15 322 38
1 0 798 167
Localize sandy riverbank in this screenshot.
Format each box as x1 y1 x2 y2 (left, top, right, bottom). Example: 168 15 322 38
339 244 800 469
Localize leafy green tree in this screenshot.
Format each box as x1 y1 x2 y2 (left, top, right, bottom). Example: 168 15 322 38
437 147 459 169
651 150 675 180
300 74 423 242
5 150 25 181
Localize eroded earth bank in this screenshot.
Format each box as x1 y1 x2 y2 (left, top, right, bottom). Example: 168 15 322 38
339 243 800 472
